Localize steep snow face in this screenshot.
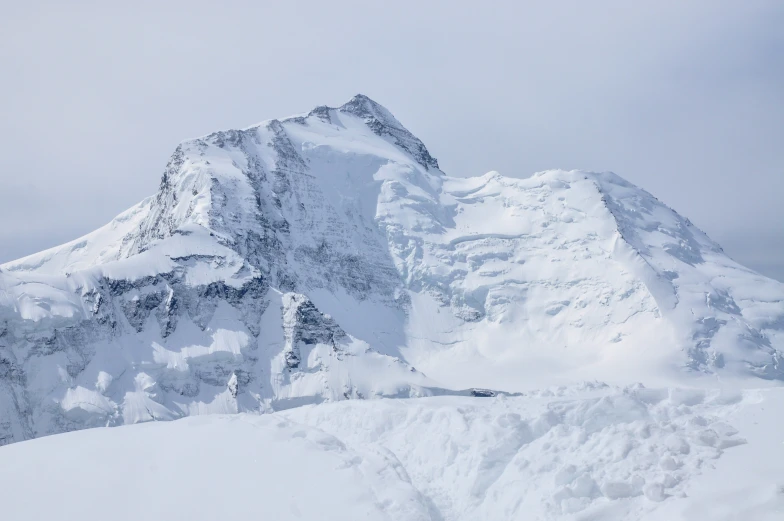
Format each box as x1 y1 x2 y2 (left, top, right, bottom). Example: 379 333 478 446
1 94 783 445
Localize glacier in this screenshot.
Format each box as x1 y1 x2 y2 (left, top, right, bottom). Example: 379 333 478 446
2 94 784 520
1 94 783 448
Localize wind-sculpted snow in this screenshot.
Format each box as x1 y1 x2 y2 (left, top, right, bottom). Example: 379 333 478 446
3 386 779 521
283 385 755 520
1 94 783 445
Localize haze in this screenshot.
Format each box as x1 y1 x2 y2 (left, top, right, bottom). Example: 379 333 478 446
1 1 782 280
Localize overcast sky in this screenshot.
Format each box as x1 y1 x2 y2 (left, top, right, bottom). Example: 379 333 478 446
1 1 782 280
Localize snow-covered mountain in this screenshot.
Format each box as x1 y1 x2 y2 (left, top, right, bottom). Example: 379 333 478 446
1 94 783 445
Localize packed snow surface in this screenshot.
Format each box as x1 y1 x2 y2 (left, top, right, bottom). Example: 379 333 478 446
1 386 782 521
0 94 783 519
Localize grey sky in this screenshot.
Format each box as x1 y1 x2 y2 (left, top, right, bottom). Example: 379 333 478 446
1 1 782 281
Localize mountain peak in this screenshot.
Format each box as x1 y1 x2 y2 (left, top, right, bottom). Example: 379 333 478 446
333 94 440 171
2 97 784 449
338 93 392 118
276 95 433 172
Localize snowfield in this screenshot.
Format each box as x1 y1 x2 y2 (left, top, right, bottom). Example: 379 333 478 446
1 386 782 520
1 95 783 519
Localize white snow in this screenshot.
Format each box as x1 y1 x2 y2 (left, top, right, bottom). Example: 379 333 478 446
2 96 782 400
1 94 783 519
0 414 411 521
1 386 782 520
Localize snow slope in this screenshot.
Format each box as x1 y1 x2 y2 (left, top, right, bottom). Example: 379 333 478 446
1 386 781 521
1 95 783 445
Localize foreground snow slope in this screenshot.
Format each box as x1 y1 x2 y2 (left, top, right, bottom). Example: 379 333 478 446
1 94 783 445
1 387 782 521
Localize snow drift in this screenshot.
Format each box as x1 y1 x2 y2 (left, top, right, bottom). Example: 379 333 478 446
2 386 782 521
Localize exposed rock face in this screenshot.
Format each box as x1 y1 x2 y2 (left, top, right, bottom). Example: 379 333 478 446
1 94 783 445
337 94 440 170
282 293 346 369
